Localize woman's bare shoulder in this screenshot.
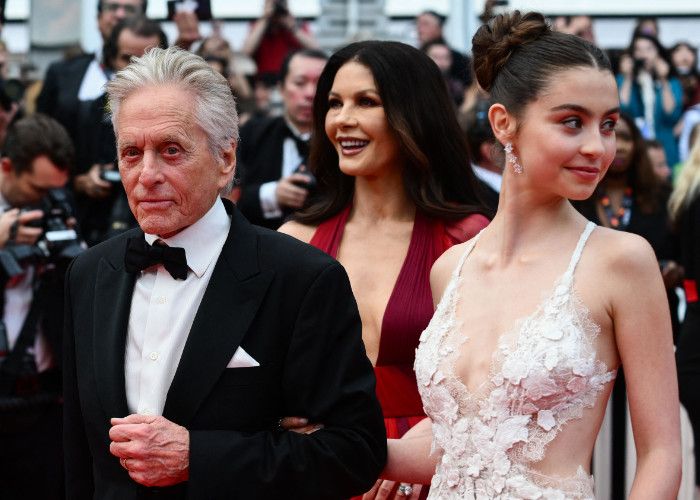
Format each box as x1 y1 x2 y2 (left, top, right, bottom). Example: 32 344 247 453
429 240 474 304
277 220 318 244
588 226 658 273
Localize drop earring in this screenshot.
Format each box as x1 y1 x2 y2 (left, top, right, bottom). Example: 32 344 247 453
504 142 523 174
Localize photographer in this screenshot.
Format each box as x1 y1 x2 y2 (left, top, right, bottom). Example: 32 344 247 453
618 33 683 165
237 49 327 229
0 113 75 500
242 0 319 80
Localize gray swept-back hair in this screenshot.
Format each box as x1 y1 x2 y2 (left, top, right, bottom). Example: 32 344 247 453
107 46 239 161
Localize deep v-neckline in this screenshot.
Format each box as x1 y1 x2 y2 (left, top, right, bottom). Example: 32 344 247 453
439 222 598 400
319 205 427 363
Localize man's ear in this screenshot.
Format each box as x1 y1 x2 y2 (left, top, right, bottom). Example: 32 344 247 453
218 139 237 186
488 103 517 146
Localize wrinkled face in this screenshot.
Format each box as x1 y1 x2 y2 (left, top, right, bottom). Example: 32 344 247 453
672 44 696 74
610 118 633 175
97 0 143 40
416 13 442 44
325 62 402 179
426 44 452 73
114 29 161 71
633 38 658 70
281 54 326 132
511 67 619 201
2 155 69 207
116 85 235 238
647 145 671 181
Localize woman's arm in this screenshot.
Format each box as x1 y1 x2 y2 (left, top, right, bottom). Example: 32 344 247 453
609 234 681 499
381 418 437 484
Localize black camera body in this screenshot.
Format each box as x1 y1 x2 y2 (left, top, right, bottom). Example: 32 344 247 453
292 162 317 194
0 79 24 112
0 189 84 281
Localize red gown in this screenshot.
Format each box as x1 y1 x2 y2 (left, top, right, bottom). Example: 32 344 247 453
309 205 489 496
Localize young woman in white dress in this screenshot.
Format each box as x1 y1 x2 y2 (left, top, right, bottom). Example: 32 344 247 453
369 11 681 500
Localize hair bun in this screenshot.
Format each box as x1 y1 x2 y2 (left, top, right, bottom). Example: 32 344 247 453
472 11 550 92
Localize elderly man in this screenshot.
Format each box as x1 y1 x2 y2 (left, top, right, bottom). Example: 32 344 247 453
63 47 386 499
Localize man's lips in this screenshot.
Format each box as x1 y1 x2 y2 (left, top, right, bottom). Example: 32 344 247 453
138 199 173 209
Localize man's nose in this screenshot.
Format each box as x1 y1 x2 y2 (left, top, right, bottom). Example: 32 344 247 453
303 83 317 100
138 151 163 186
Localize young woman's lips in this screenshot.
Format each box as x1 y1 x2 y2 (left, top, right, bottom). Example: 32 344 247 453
566 166 600 181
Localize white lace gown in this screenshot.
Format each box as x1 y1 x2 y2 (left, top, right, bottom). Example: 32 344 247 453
415 222 616 499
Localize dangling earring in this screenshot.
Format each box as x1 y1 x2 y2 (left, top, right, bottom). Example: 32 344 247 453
504 142 523 174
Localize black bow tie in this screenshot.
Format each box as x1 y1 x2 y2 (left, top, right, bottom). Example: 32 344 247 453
285 125 309 161
124 237 188 280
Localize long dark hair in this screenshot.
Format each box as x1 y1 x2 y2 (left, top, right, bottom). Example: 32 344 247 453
627 33 676 81
602 113 666 213
295 40 488 225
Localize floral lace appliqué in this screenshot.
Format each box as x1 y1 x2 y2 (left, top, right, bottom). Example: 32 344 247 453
415 222 615 499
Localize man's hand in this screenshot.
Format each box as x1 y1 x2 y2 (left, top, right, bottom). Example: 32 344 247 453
280 416 324 434
0 208 43 248
109 414 190 487
74 164 112 199
275 173 311 209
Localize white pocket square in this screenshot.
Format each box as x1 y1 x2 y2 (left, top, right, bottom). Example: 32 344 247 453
226 347 260 368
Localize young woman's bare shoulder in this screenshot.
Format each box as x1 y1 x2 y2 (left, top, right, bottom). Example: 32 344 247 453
277 220 318 244
429 240 473 304
589 226 659 279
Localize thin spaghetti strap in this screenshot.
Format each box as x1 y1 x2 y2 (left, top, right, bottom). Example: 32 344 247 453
431 231 483 312
451 231 483 279
563 222 596 281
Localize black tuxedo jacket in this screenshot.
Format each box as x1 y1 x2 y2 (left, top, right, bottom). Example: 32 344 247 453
36 54 94 149
63 201 386 499
237 116 292 229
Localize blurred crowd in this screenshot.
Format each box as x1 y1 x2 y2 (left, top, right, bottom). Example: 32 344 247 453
0 0 700 497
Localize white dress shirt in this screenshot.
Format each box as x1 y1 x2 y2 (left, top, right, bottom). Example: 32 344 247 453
472 164 503 193
124 199 230 416
0 194 52 371
259 118 310 219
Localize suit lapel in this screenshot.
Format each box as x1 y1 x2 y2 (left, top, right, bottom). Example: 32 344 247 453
93 233 138 419
163 204 274 425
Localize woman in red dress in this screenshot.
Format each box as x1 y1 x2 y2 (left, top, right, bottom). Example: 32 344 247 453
279 40 490 499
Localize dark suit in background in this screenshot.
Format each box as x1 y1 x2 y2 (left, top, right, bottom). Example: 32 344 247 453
237 115 298 229
63 201 387 499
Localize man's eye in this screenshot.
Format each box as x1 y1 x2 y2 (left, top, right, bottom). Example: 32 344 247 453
122 147 139 157
163 146 180 156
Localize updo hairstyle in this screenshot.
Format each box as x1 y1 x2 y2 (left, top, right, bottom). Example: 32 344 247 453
472 11 612 121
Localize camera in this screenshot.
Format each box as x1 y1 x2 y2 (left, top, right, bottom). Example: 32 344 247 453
0 78 24 112
291 162 316 194
0 189 84 281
